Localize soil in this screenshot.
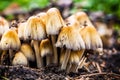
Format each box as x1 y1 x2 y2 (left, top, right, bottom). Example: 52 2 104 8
0 49 120 80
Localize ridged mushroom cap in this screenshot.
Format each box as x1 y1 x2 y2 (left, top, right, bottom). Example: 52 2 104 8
46 7 66 35
0 29 21 50
0 16 9 36
56 26 85 50
24 16 46 40
20 43 35 61
80 26 103 50
40 39 53 57
18 22 26 40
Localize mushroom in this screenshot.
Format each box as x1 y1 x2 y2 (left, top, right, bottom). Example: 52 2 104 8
0 29 21 63
79 25 103 50
24 16 46 68
56 25 85 70
18 22 26 40
36 12 48 24
12 51 28 66
40 39 53 65
46 7 66 64
0 16 9 37
75 11 93 27
20 43 35 63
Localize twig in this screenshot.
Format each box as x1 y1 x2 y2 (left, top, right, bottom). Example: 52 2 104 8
76 72 120 78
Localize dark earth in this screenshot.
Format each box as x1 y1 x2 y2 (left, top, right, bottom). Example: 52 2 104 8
0 49 120 80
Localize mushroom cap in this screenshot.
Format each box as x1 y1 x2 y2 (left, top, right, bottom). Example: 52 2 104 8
0 16 9 36
75 11 93 26
36 12 48 25
18 22 26 40
24 16 46 40
20 43 35 62
65 15 80 29
40 39 53 57
80 26 103 50
12 51 28 66
0 29 21 50
56 26 85 50
46 7 66 35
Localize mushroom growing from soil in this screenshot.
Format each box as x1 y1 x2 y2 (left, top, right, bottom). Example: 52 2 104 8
12 51 28 66
56 25 85 70
40 39 53 66
0 16 9 37
24 16 46 68
46 7 66 64
0 29 21 63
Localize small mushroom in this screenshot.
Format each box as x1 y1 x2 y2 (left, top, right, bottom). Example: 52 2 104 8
0 29 21 63
40 39 53 65
20 43 35 62
12 51 28 66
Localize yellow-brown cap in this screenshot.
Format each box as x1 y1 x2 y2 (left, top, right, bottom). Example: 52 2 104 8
20 43 35 62
24 16 46 40
12 51 28 66
40 39 53 57
56 26 85 50
46 7 66 35
0 29 21 50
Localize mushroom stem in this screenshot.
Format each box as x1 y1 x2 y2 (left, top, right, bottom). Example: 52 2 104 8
33 40 43 68
51 35 58 64
1 50 7 64
61 49 71 70
46 55 52 66
66 63 72 73
9 49 13 64
69 64 78 72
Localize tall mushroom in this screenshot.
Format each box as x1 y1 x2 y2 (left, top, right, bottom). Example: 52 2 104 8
46 8 66 64
24 16 46 68
0 29 21 63
56 25 85 70
40 39 53 65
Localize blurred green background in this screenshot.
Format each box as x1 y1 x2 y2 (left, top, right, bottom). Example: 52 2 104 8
0 0 120 17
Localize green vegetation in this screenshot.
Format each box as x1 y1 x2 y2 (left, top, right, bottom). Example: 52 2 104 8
0 0 50 11
73 0 120 18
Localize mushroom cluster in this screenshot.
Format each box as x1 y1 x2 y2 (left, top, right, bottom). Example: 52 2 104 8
0 8 103 73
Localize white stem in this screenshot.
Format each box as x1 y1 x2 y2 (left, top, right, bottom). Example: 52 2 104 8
51 35 58 64
33 40 43 68
46 55 52 66
61 49 71 70
9 49 13 64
